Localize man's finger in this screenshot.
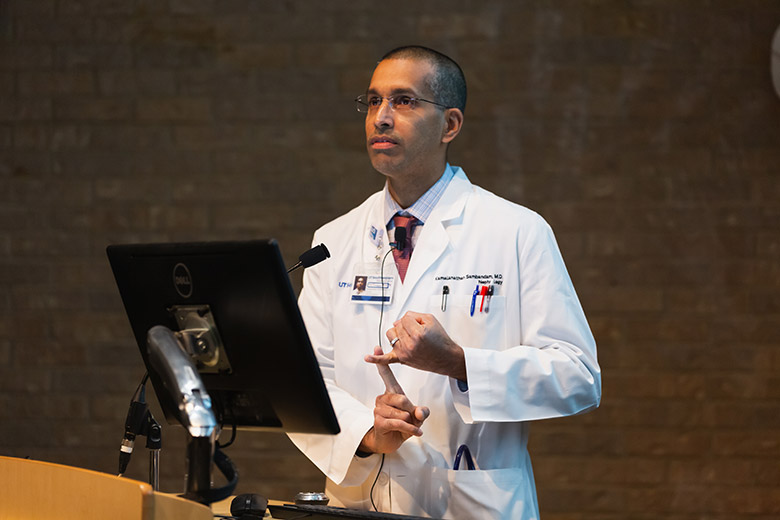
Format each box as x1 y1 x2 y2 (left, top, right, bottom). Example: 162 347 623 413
364 350 399 365
393 318 415 346
365 344 398 364
376 417 423 437
398 313 428 339
404 311 428 324
374 403 415 423
376 363 404 395
385 327 400 347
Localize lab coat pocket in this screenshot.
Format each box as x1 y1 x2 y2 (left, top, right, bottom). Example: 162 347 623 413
430 294 507 351
395 466 532 519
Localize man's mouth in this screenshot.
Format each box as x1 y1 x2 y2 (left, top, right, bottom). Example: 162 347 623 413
369 136 398 149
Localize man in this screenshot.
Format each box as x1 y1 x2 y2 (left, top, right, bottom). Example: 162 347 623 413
289 46 601 519
353 276 367 294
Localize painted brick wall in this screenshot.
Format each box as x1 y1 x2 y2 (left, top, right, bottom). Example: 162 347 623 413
1 1 779 517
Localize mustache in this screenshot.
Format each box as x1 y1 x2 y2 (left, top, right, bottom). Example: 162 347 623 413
368 134 400 144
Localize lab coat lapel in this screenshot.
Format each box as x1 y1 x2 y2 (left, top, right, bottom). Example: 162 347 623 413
363 194 388 265
394 170 471 310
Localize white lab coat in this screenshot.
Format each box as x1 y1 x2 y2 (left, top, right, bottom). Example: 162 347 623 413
289 167 601 519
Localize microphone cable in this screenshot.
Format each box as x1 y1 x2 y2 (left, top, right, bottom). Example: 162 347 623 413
369 228 403 511
118 372 150 476
377 224 405 348
370 243 393 512
377 247 394 350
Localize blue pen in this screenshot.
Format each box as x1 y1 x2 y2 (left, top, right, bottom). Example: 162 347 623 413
470 284 479 316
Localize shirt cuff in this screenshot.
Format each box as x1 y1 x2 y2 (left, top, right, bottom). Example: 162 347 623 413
449 376 473 424
355 448 373 458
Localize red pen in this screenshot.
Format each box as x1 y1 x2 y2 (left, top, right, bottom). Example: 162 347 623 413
479 285 489 313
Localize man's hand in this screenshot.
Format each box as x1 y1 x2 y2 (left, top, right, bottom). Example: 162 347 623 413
365 311 467 381
359 346 430 455
359 392 430 455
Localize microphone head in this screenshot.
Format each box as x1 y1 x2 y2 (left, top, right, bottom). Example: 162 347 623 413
394 227 407 250
299 243 330 268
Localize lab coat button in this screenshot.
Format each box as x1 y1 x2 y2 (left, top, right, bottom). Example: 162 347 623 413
377 472 389 485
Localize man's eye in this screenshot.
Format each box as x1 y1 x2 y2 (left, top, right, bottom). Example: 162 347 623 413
368 97 383 107
394 96 413 107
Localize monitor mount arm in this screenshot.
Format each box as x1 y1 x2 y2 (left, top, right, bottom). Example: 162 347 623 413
146 325 228 503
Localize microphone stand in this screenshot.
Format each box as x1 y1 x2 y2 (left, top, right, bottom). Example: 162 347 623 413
147 417 161 490
118 374 163 490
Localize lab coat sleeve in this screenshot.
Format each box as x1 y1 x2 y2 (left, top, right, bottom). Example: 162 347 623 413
451 216 601 423
287 234 379 487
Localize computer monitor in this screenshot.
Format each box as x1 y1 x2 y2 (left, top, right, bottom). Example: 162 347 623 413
106 239 339 436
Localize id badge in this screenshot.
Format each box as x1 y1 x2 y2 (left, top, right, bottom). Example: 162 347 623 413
351 263 395 304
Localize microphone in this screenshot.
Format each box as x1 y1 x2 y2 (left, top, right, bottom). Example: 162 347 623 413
118 375 149 475
393 226 407 250
287 243 330 273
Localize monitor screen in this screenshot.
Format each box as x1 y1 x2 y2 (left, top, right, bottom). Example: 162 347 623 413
107 239 339 435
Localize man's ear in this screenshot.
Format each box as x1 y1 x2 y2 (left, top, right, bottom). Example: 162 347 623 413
441 108 464 144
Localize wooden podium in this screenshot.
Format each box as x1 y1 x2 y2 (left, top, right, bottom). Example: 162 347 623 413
0 455 213 520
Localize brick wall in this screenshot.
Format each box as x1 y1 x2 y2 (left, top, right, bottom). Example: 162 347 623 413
2 1 779 517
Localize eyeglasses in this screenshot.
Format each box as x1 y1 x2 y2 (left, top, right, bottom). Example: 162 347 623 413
355 94 449 114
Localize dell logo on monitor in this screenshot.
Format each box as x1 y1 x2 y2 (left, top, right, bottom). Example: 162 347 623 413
173 263 193 298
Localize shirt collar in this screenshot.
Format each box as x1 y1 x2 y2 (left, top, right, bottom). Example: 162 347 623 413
383 164 455 226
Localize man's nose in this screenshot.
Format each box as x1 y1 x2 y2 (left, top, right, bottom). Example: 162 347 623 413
373 99 394 127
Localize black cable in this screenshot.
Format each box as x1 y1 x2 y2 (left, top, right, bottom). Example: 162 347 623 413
368 245 395 512
217 415 237 449
369 453 386 512
377 248 394 348
118 372 151 476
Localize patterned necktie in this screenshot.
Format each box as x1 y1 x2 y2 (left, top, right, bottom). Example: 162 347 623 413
392 214 419 283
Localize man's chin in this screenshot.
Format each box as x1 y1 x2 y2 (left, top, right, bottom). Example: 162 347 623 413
369 155 403 176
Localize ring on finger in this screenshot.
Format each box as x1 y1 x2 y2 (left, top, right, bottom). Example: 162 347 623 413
390 336 400 347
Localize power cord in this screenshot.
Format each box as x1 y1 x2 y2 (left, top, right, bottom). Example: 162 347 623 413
217 412 237 449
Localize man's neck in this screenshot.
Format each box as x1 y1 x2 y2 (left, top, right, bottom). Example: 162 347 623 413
387 165 446 209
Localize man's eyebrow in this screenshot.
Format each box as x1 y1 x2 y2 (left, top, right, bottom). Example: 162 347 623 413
365 87 419 96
